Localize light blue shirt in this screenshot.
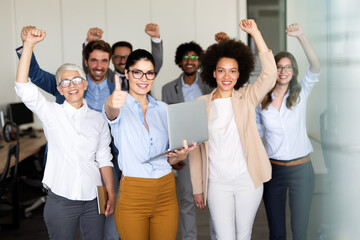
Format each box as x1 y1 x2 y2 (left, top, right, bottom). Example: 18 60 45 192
256 69 320 160
102 94 172 178
181 72 203 102
86 76 111 112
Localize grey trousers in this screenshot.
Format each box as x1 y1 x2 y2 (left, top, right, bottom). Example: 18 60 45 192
44 190 105 240
103 167 120 240
177 157 216 240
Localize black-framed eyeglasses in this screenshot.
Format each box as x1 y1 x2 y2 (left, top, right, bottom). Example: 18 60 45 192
113 55 129 60
277 65 293 71
183 55 199 60
129 69 156 80
58 77 85 88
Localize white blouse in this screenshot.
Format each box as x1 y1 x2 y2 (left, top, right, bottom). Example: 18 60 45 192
15 81 113 201
256 69 320 160
208 98 247 181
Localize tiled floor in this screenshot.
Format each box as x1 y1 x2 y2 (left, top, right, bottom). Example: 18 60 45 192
0 174 329 240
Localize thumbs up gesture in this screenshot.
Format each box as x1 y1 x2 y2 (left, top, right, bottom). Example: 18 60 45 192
105 75 127 120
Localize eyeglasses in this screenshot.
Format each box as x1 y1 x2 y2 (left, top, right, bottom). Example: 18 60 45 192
129 69 156 80
113 55 129 61
58 77 85 88
183 55 199 61
277 65 293 71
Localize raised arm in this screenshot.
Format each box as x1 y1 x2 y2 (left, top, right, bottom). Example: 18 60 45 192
16 29 46 84
286 23 321 74
82 27 104 74
239 19 277 106
240 19 269 53
16 26 62 102
145 23 163 73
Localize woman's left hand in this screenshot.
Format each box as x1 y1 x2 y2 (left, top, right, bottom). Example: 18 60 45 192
166 140 197 165
104 193 115 217
239 19 259 35
286 23 304 37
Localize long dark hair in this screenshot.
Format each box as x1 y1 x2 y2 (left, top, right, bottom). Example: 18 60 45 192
261 51 301 110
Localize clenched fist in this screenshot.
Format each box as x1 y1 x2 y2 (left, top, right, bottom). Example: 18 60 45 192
145 23 160 38
87 27 103 42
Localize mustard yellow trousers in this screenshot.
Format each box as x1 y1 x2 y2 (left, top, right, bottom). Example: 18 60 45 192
115 172 179 240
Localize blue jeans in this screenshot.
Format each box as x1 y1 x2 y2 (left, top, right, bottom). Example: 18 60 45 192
263 160 315 240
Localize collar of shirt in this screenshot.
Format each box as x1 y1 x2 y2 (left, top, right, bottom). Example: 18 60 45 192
115 71 125 78
126 94 158 126
86 75 108 91
181 72 199 88
62 99 88 119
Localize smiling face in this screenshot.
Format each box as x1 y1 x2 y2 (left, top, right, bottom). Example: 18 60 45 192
213 57 239 94
276 57 294 86
179 51 200 76
84 49 110 83
126 59 155 99
57 70 88 109
112 46 131 74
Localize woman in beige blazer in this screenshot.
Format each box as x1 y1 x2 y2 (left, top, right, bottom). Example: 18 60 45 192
189 19 277 240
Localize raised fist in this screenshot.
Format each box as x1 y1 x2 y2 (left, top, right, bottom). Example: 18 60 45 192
24 28 46 46
286 23 304 38
87 27 103 42
239 19 259 35
21 25 36 44
145 23 160 38
215 32 230 43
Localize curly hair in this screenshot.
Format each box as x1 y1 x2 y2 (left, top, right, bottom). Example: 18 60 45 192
175 41 203 67
261 51 301 110
83 40 112 61
200 39 255 90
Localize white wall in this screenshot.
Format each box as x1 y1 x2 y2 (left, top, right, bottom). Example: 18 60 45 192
287 0 328 173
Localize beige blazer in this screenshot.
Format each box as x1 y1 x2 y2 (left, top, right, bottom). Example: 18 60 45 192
189 50 277 203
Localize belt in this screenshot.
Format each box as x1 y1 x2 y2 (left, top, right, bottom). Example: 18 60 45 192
270 156 311 166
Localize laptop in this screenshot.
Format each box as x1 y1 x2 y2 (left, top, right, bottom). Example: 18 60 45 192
146 99 208 161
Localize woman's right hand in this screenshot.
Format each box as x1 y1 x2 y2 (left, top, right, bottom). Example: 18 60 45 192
194 193 206 211
104 75 127 120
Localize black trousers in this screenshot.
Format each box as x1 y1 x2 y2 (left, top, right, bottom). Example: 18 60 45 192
263 160 315 240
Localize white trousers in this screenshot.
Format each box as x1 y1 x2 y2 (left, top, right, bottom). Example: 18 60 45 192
207 171 263 240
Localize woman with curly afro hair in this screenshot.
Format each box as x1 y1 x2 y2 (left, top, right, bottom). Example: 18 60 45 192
189 19 277 239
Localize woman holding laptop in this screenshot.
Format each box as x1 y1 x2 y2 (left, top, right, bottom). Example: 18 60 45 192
103 49 196 240
189 19 277 239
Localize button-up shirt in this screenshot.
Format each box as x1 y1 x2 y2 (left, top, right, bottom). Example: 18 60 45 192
15 81 113 200
85 76 111 112
181 72 203 102
103 94 172 178
256 69 320 160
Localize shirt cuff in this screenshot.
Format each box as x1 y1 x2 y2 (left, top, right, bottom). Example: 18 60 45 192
98 161 114 168
305 68 321 81
102 104 121 124
16 46 23 54
151 37 162 43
